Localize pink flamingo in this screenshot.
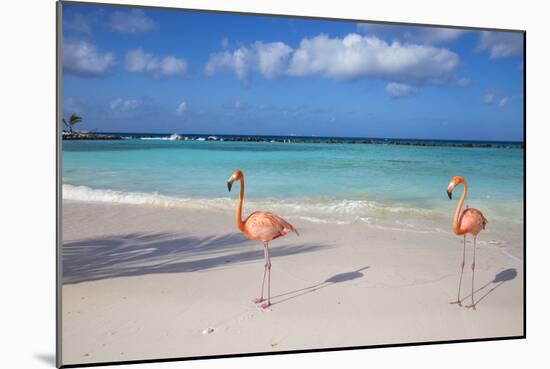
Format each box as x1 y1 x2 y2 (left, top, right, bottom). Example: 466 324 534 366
227 170 299 309
446 176 488 310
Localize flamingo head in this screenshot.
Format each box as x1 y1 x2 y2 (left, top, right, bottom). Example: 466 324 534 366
227 170 243 192
446 176 465 200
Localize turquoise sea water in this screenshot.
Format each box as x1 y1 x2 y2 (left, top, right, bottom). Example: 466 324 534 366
62 138 524 234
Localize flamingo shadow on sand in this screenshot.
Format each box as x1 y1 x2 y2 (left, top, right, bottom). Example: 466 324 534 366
457 268 517 308
269 266 370 306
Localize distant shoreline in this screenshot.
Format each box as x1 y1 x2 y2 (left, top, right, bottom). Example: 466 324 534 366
62 132 524 149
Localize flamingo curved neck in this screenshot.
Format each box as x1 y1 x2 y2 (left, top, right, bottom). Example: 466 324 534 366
453 180 467 235
236 177 245 232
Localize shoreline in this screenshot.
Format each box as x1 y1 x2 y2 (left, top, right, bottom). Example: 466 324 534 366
61 185 524 255
62 132 524 149
62 201 524 365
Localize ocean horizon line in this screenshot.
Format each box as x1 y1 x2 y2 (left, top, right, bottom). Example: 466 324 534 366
80 131 524 145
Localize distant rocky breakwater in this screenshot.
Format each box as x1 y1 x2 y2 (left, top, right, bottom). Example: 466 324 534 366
62 132 524 149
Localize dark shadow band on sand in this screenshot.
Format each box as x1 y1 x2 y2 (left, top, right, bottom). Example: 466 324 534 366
270 266 370 306
459 268 518 307
62 232 332 284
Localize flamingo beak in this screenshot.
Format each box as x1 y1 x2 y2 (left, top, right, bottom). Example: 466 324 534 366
227 182 232 192
447 190 452 200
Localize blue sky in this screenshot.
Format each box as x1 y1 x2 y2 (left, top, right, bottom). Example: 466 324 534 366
62 3 524 141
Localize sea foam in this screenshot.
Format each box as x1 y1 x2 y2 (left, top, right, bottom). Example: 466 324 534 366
63 184 442 229
62 184 230 210
63 184 522 244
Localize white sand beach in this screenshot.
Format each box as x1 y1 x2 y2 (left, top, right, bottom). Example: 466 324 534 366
61 201 523 365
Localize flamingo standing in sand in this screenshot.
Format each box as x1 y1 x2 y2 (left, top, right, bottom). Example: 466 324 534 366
446 176 488 310
227 170 299 309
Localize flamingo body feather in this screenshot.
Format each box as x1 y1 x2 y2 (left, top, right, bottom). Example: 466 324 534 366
243 211 299 242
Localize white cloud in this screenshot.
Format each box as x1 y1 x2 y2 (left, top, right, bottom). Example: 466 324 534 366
498 97 510 107
256 42 293 79
205 33 459 85
477 31 523 59
158 56 187 77
205 41 292 80
110 98 141 111
125 49 151 71
109 9 155 33
482 91 496 104
287 34 458 84
221 37 230 49
385 82 417 97
64 97 84 115
482 89 516 108
63 40 115 78
205 47 252 80
176 101 187 114
125 49 187 78
357 23 466 44
455 77 472 87
63 13 94 36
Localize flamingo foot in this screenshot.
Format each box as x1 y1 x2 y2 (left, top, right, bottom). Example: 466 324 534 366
253 297 264 304
449 300 462 306
465 304 477 311
260 302 271 310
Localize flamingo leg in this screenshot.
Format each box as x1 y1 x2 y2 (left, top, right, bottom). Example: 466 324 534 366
253 244 268 304
450 235 466 306
466 236 477 310
261 244 272 309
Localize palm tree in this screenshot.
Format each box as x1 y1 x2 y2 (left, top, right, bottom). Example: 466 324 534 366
62 113 82 133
